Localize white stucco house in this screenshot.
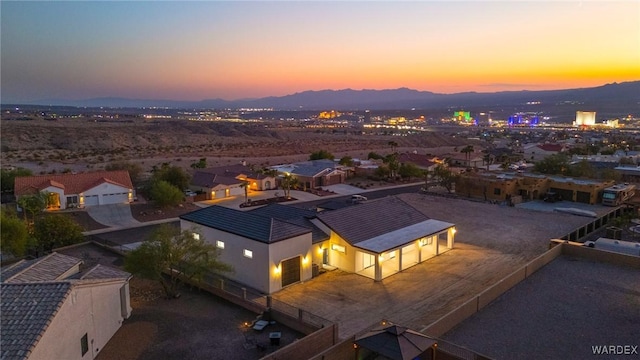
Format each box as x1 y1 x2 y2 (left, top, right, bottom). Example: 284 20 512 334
14 171 134 209
180 196 456 293
1 252 132 360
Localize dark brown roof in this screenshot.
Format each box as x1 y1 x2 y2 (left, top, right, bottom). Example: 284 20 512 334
355 323 437 360
316 196 429 245
191 171 241 188
398 153 436 169
14 171 133 196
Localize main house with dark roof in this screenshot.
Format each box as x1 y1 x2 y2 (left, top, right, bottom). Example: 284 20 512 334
180 196 455 293
1 252 132 360
14 170 134 210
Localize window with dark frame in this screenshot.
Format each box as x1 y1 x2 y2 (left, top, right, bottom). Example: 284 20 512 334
81 333 88 356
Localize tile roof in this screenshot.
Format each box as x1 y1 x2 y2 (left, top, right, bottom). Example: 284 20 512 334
198 164 274 180
249 204 329 243
2 253 82 283
355 323 437 360
191 171 241 188
1 282 72 360
398 153 437 169
14 170 133 196
75 264 132 280
537 143 565 152
316 196 430 245
180 205 312 243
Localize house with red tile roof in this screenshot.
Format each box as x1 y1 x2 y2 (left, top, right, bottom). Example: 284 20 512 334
14 171 134 209
397 153 440 171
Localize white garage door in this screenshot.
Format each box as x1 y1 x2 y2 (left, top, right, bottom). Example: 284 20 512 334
84 195 99 206
102 193 129 205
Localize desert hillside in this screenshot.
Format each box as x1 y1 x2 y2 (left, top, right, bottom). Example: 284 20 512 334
1 118 473 173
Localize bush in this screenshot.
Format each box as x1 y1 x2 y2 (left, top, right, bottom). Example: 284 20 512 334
149 180 183 208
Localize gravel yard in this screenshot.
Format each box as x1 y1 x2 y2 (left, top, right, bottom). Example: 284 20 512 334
442 256 640 360
273 193 598 339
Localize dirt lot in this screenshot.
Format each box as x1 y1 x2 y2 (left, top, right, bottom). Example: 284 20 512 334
272 193 594 339
59 243 304 360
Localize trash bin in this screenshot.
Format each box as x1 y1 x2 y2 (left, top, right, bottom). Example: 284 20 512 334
269 332 281 346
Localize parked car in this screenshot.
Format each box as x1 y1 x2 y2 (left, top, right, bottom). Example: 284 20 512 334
351 194 368 203
184 190 196 197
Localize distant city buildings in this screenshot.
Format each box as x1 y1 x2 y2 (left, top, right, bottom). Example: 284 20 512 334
574 111 597 126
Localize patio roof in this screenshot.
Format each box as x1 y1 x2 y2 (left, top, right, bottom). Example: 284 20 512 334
355 323 436 360
354 219 454 254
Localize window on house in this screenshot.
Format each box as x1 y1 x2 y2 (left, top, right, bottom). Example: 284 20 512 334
81 333 89 356
494 188 501 195
331 244 346 254
243 249 253 258
419 237 433 246
216 240 225 249
192 233 200 240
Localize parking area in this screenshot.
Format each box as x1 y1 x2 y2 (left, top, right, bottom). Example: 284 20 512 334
273 193 595 339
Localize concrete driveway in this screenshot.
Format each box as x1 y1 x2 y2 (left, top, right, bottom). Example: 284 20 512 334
87 204 140 228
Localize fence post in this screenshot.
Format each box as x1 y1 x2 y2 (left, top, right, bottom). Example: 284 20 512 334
242 287 247 300
266 295 272 308
220 279 224 291
298 308 303 321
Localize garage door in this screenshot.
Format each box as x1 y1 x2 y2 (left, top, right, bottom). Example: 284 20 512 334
102 193 129 205
281 256 301 288
84 195 99 206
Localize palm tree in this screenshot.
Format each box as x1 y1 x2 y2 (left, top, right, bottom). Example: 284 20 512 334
239 180 250 204
388 141 398 153
460 145 475 166
281 174 298 200
482 153 492 171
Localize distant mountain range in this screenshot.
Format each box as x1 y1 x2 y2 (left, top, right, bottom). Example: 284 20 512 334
17 81 640 110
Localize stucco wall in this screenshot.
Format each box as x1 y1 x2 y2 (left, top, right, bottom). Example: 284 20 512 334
181 220 313 294
29 281 129 360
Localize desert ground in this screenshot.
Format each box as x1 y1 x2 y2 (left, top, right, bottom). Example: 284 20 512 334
1 117 475 174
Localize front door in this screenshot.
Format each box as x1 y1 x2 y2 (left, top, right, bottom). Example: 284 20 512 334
322 248 329 265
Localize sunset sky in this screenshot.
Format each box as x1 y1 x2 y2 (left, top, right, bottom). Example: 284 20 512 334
1 1 639 103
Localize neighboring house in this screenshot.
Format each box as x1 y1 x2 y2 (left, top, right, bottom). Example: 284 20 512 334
14 171 134 210
397 153 439 171
189 165 276 200
1 253 132 360
180 196 456 292
455 172 614 204
273 159 346 190
447 153 484 168
523 143 567 162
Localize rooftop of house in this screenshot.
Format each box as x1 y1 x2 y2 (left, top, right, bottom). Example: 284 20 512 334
197 164 274 180
248 203 329 243
14 170 133 196
316 196 435 246
190 171 241 188
180 205 312 243
397 153 437 169
1 282 72 360
0 253 131 360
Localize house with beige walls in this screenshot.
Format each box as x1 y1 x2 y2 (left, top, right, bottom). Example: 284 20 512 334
180 196 456 293
1 253 132 360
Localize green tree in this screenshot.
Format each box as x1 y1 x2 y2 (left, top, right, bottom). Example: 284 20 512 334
383 153 399 179
33 214 84 252
432 164 458 193
190 158 207 169
240 180 250 204
0 209 29 257
281 174 299 199
388 141 398 153
533 153 570 175
124 224 233 298
367 152 384 160
17 192 48 223
398 163 424 181
460 145 475 164
105 161 143 186
152 164 191 190
339 156 354 167
600 168 622 182
568 160 595 178
374 165 391 179
1 168 33 194
309 150 334 161
149 180 184 208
